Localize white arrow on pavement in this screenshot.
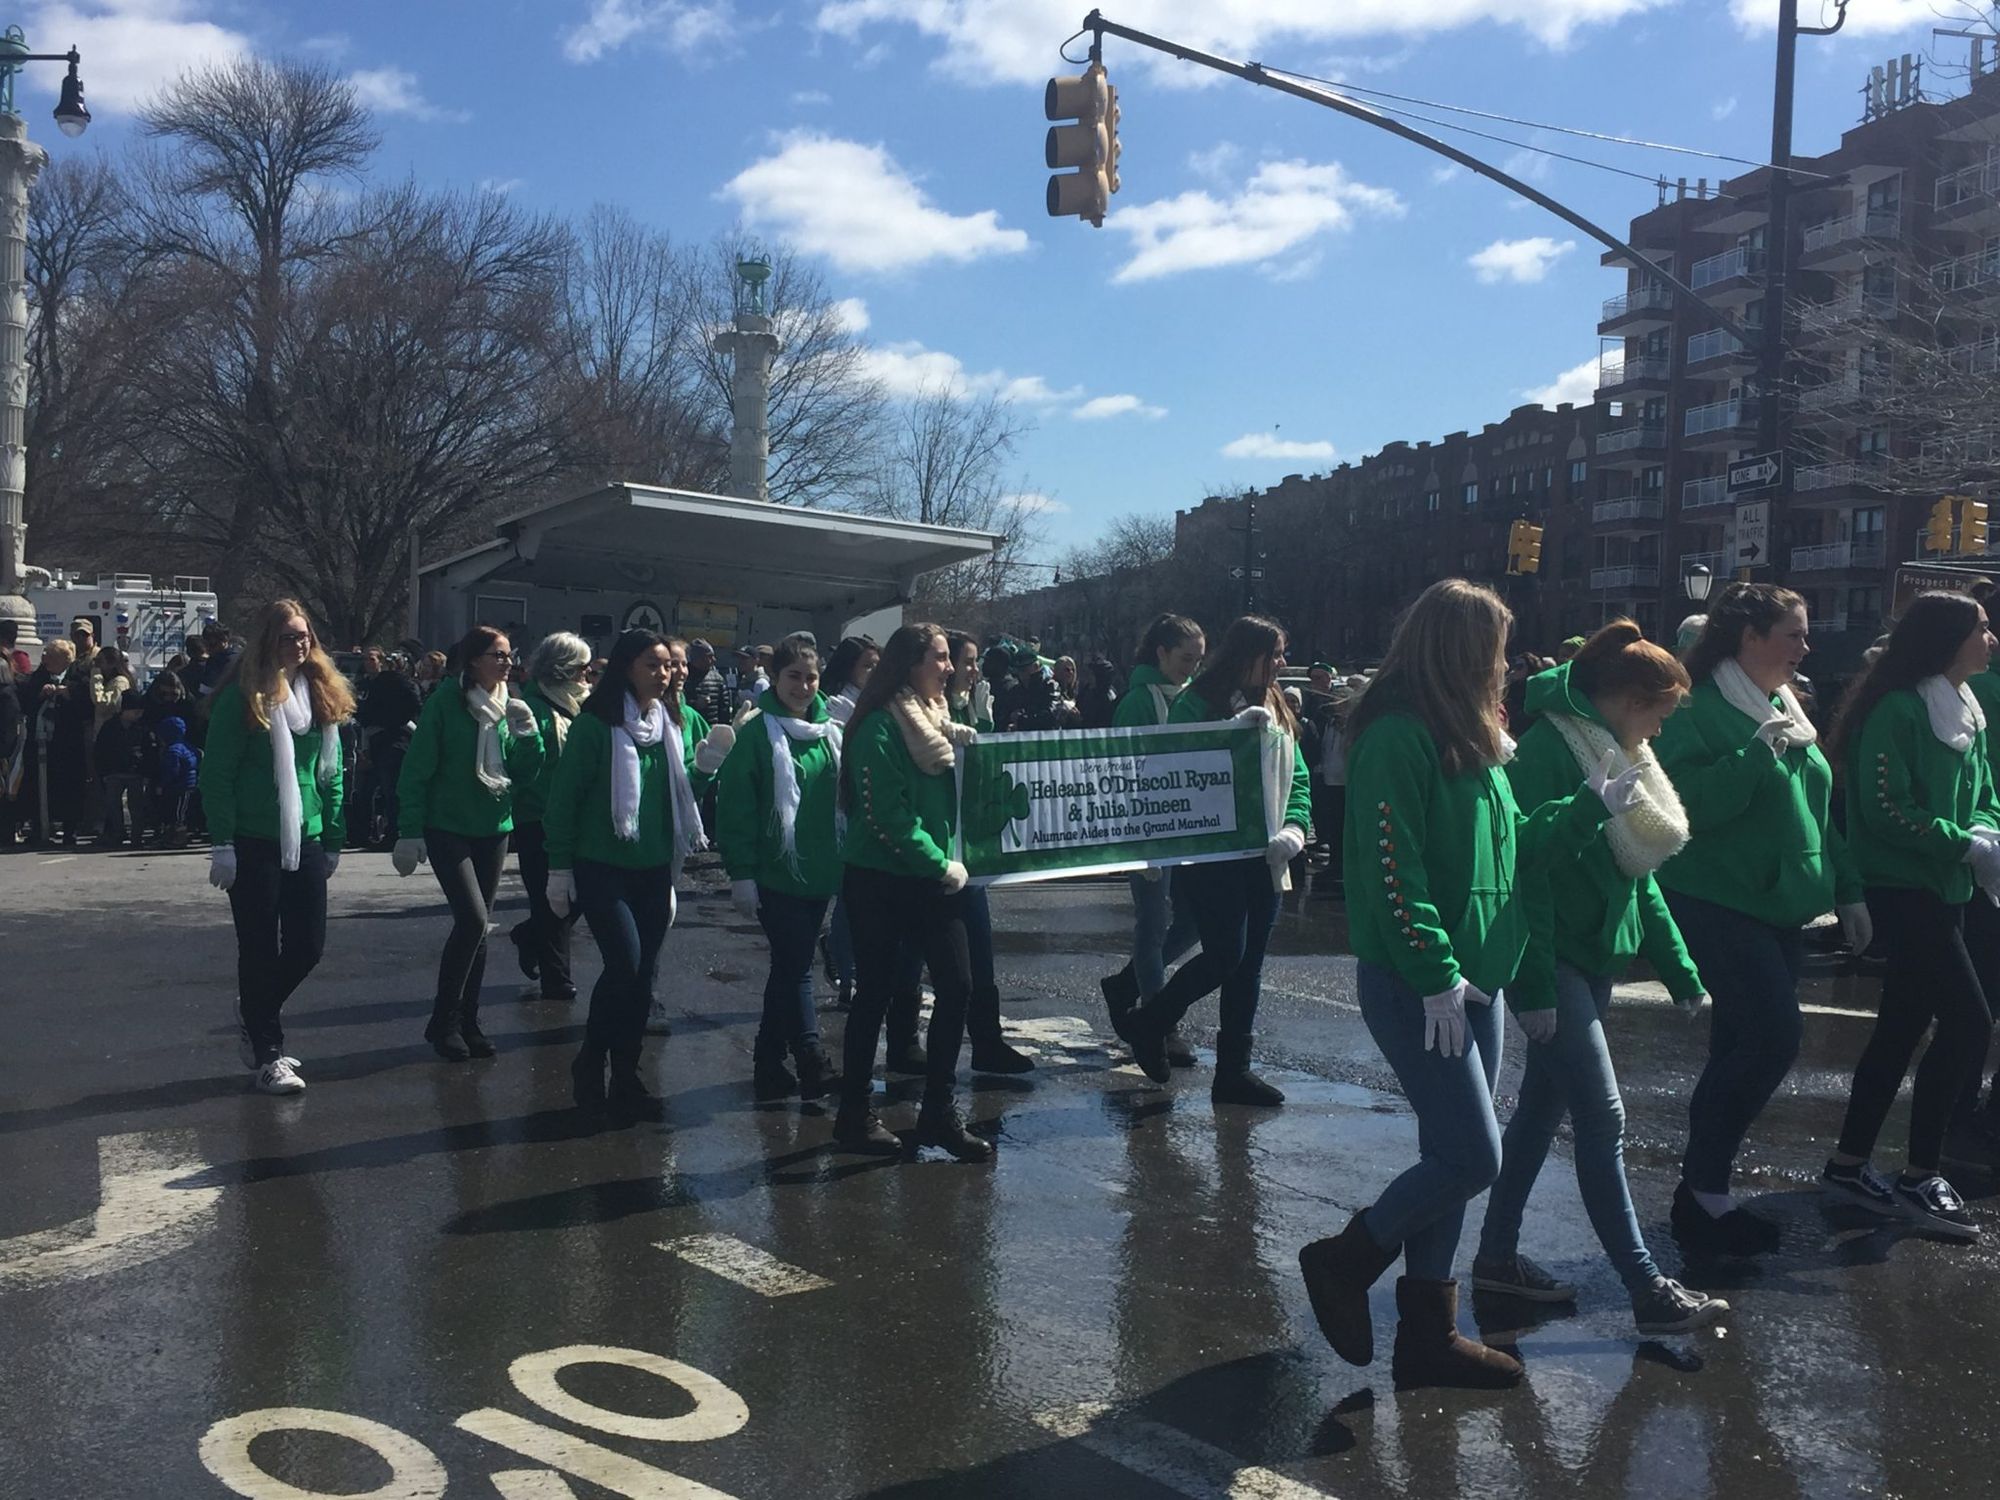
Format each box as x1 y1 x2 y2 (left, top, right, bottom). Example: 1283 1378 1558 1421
0 1131 220 1292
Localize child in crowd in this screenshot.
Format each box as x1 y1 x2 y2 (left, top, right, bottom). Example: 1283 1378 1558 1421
153 715 201 846
94 689 150 847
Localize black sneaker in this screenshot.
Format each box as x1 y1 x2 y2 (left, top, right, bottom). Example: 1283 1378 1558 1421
1820 1160 1901 1217
1895 1175 1980 1241
1671 1182 1782 1257
1470 1254 1576 1303
1632 1277 1729 1334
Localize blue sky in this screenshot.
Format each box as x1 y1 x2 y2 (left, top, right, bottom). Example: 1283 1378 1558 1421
20 1 1975 554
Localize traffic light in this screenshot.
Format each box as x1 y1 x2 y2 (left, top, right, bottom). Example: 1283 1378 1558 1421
1961 496 1990 554
1046 63 1119 227
1927 496 1956 553
1506 520 1544 576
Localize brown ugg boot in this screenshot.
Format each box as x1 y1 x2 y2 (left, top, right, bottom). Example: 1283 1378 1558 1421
1298 1211 1400 1366
1390 1276 1525 1390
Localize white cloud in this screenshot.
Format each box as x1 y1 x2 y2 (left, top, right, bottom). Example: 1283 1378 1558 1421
829 296 870 334
23 0 248 114
1729 0 1938 34
720 131 1029 274
1223 432 1337 461
1521 356 1599 408
1107 158 1402 284
1468 235 1576 284
813 1 1662 86
1431 164 1463 186
1005 491 1069 515
479 176 526 196
791 88 832 105
1499 145 1555 185
348 66 469 123
1711 95 1738 121
1074 393 1166 421
852 339 1078 404
1186 142 1243 182
561 0 736 63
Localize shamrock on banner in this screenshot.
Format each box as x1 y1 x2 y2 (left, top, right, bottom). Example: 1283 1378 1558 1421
963 758 1032 852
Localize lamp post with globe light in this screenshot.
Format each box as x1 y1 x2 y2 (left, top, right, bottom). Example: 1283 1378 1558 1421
0 28 87 653
1683 560 1714 604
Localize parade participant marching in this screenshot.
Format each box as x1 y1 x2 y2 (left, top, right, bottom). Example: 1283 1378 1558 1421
508 632 592 1003
820 634 881 1013
200 600 353 1096
719 638 845 1103
831 622 989 1162
1099 613 1206 1070
542 629 711 1125
1820 592 2000 1239
1114 615 1312 1106
393 625 544 1062
1294 580 1642 1389
1653 584 1867 1257
1470 621 1729 1334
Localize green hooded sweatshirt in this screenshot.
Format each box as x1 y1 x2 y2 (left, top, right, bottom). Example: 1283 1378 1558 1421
397 682 544 840
199 681 346 849
841 704 958 880
1653 675 1861 928
1114 665 1182 729
717 690 844 899
1505 666 1703 1010
543 708 689 871
1168 684 1314 832
1845 686 2000 902
1345 707 1611 999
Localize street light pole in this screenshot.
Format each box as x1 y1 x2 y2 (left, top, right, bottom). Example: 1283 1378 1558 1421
0 28 86 653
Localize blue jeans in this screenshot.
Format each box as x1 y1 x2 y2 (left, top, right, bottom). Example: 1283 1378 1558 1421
1128 869 1200 1001
1666 892 1805 1194
1478 963 1661 1295
1357 961 1505 1281
575 859 675 1052
757 887 830 1052
1141 857 1279 1037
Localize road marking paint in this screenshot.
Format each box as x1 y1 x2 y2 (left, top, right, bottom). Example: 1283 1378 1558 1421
41 854 76 864
199 1407 446 1499
0 1131 220 1291
491 1473 582 1499
1033 1402 1336 1500
456 1410 740 1500
1005 1014 1115 1066
655 1233 830 1297
506 1345 750 1443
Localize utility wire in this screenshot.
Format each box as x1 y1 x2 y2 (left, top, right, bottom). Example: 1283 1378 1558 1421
1260 64 1831 181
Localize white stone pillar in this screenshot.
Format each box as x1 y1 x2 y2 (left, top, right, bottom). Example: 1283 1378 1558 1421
0 110 46 649
714 312 781 503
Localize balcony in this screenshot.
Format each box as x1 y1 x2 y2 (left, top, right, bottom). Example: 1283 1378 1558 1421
1919 429 1999 472
1684 397 1755 440
1687 327 1752 367
1934 155 2000 226
1680 549 1725 577
1690 245 1765 301
1948 335 2000 377
1597 352 1672 392
1596 422 1667 456
1594 495 1665 526
1590 565 1662 592
1796 370 1890 416
1798 289 1899 340
1790 536 1888 573
1931 248 2000 318
1794 460 1884 495
1801 207 1903 266
1681 474 1732 510
1599 282 1675 331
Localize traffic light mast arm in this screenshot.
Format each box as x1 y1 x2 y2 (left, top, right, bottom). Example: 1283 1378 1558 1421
1076 9 1755 346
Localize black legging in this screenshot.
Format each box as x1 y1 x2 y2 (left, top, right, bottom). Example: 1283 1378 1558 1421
1837 885 1995 1172
229 835 329 1064
841 864 974 1102
427 827 508 1023
511 819 578 995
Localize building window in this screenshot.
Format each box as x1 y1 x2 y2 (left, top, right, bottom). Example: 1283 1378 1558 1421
1462 482 1479 508
1425 491 1440 512
1569 459 1588 485
1853 505 1885 537
1848 586 1883 621
1642 466 1665 493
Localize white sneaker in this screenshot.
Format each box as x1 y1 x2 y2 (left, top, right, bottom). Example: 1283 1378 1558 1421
254 1058 306 1095
236 1023 299 1073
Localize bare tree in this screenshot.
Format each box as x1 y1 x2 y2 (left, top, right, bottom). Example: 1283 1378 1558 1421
1060 512 1175 579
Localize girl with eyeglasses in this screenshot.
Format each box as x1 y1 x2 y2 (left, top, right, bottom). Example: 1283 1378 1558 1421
394 625 544 1062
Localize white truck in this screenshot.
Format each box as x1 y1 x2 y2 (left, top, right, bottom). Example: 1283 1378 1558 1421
24 571 219 682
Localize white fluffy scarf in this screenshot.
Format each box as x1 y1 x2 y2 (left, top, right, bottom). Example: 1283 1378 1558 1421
464 683 511 795
1918 674 1986 752
539 677 587 752
270 671 339 872
764 708 843 875
1549 713 1689 877
612 693 665 843
1715 657 1817 752
889 687 976 774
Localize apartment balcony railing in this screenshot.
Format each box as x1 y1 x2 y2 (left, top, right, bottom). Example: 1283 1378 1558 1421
1596 423 1667 455
1681 474 1732 510
1684 397 1753 436
1797 371 1891 414
1803 207 1903 254
1799 289 1899 331
1795 461 1877 492
1590 565 1662 591
1919 429 1999 469
1599 352 1671 388
1692 246 1763 289
1948 335 2000 376
1680 550 1724 576
1687 328 1750 364
1593 496 1665 525
1601 283 1675 322
1790 536 1888 573
1931 247 2000 295
1934 155 2000 214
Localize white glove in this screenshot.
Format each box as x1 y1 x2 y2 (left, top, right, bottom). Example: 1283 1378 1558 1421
1265 825 1306 869
1232 705 1273 731
731 879 760 920
323 848 340 880
1518 1007 1558 1044
668 884 679 928
504 697 537 738
1422 982 1469 1058
941 860 969 894
1754 718 1790 754
546 868 574 918
391 837 427 877
1586 749 1646 817
693 722 736 774
208 844 237 892
1836 901 1873 955
1674 991 1709 1020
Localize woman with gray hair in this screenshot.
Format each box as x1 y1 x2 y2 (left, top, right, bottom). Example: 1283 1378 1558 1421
509 631 592 1001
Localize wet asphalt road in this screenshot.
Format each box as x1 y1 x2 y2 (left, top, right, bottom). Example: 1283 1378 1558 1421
2 845 1997 1500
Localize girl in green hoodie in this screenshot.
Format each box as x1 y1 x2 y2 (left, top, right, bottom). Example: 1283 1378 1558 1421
718 638 845 1104
1822 591 2000 1240
1471 621 1727 1335
394 625 545 1062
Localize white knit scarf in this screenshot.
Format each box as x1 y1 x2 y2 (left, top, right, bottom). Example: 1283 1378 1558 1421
611 695 709 882
889 687 975 773
1548 713 1690 877
464 683 510 794
764 708 843 875
1918 674 1985 752
1715 657 1817 751
539 677 587 752
269 670 339 872
1147 680 1182 724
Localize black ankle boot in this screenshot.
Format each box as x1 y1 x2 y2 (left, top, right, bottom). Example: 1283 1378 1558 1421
460 1000 495 1059
607 1045 667 1124
793 1041 839 1101
753 1035 799 1102
570 1044 607 1110
969 987 1033 1074
916 1089 992 1163
832 1090 900 1153
425 1002 469 1062
1211 1033 1283 1106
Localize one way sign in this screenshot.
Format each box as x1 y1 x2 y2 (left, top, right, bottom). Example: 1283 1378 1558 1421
1728 452 1782 494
